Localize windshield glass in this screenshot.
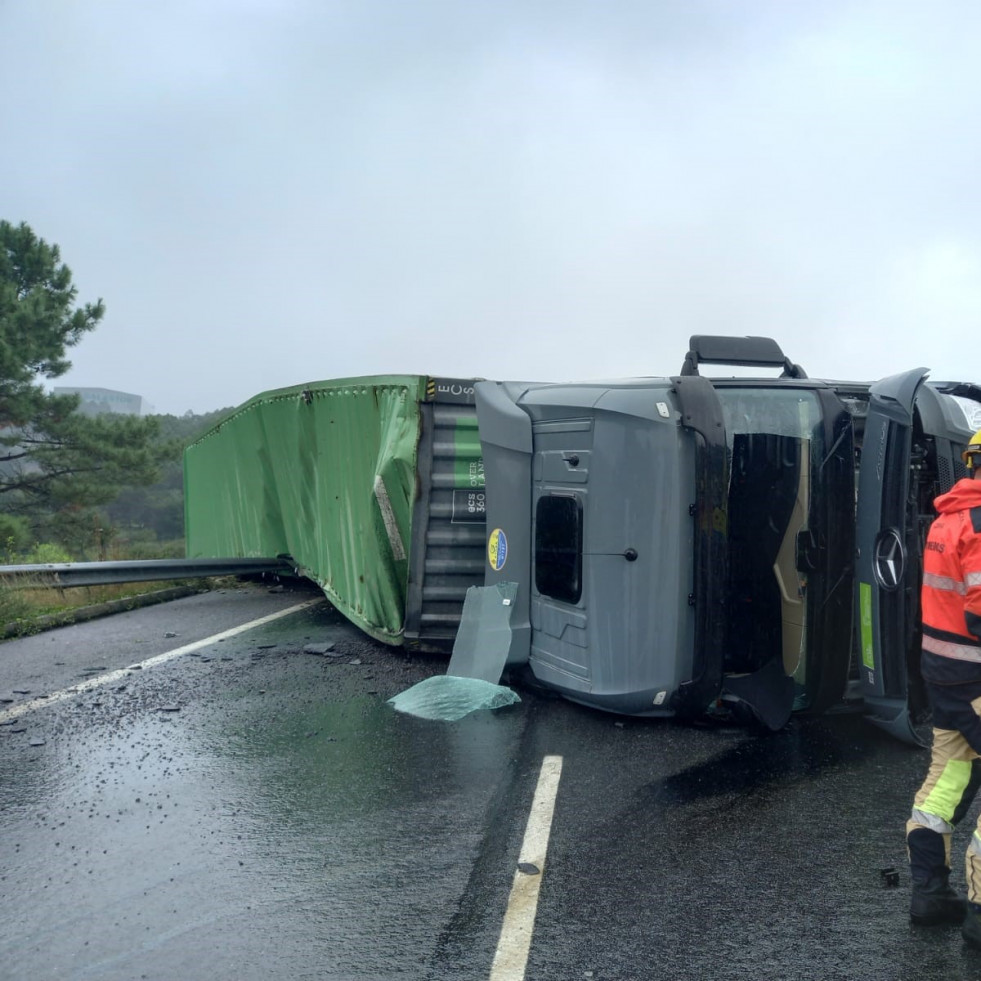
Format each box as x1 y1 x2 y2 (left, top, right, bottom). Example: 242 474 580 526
715 387 823 445
941 393 981 433
714 387 825 706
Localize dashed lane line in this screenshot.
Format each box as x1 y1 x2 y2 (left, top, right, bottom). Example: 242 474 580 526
0 598 324 724
490 754 564 981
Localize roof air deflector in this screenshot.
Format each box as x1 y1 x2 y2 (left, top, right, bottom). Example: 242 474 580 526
680 335 806 379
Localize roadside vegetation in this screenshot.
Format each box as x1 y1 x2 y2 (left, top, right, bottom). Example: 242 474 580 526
0 578 199 638
0 219 234 634
0 536 212 638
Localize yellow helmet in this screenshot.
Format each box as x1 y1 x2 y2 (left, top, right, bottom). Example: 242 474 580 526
963 429 981 469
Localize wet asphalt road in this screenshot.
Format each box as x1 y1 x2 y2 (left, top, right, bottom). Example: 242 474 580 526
2 582 981 980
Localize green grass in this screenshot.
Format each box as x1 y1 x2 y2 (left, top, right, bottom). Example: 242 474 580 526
0 578 204 638
0 536 261 638
4 579 185 614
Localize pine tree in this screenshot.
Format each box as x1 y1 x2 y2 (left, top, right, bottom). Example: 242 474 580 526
0 220 172 548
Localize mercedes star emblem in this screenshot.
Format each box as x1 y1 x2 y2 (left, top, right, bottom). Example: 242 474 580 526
873 528 905 590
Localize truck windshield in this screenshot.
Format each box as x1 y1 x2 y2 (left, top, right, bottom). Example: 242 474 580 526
715 388 823 446
714 388 825 701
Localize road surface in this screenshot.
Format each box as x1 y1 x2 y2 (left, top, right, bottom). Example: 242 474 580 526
1 582 978 980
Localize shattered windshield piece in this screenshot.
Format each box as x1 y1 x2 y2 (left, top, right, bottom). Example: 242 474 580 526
388 676 520 721
389 582 521 720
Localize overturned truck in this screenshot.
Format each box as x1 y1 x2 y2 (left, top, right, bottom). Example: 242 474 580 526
184 338 981 742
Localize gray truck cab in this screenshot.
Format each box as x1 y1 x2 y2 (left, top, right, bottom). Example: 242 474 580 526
475 336 981 738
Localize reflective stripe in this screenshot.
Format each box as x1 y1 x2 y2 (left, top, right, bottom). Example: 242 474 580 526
922 635 981 663
921 758 976 824
911 807 955 835
923 572 967 595
968 571 981 588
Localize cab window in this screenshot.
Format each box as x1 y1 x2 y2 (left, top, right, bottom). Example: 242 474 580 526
535 495 583 604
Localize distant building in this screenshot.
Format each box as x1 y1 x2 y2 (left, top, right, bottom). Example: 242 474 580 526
53 387 153 417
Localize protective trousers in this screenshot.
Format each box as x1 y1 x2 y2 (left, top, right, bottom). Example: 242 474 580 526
908 708 981 902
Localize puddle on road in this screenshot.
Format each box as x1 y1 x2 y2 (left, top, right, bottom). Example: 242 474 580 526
0 666 527 981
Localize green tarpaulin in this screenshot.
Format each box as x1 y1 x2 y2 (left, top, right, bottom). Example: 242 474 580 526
184 376 428 644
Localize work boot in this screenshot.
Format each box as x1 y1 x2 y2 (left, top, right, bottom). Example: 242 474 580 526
910 877 967 925
964 906 981 948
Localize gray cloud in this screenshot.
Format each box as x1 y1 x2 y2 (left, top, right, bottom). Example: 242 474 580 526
2 0 980 413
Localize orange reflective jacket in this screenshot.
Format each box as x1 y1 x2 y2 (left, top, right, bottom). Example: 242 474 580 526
921 477 981 667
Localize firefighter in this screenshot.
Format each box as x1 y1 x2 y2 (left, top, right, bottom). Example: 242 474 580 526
907 429 981 944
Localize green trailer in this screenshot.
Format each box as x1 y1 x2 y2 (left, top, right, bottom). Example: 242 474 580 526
184 376 485 648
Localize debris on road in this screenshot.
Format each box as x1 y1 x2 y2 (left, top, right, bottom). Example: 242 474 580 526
303 642 336 655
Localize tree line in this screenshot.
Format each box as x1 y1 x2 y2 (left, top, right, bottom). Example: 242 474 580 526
0 219 231 562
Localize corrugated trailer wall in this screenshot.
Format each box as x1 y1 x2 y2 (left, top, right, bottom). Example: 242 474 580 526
405 379 487 650
184 375 485 649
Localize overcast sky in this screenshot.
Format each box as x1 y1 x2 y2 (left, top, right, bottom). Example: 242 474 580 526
2 1 980 415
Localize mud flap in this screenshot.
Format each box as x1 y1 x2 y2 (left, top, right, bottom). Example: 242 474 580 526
721 658 796 732
864 697 929 747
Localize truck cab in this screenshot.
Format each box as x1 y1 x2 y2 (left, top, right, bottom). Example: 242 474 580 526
474 336 981 739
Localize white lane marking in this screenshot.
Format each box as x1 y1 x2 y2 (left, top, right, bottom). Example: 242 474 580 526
490 754 564 981
0 598 324 724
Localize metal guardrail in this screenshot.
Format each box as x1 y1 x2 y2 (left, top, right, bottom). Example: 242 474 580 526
0 557 297 588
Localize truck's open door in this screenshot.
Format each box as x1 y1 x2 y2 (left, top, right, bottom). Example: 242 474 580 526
856 368 929 745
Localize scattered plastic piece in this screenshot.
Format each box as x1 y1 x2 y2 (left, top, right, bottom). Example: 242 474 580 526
388 675 520 721
447 582 519 684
